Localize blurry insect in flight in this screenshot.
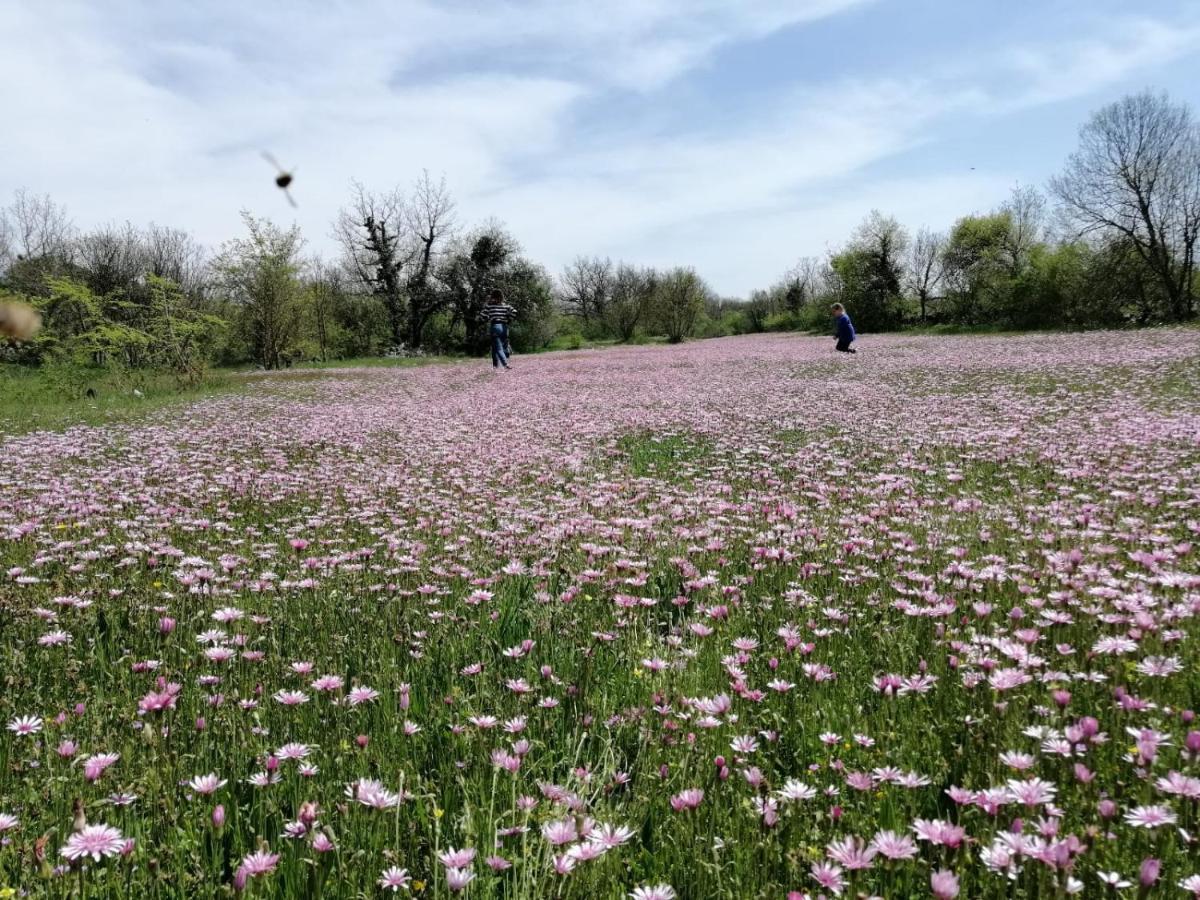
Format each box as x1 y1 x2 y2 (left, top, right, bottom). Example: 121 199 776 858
262 152 297 208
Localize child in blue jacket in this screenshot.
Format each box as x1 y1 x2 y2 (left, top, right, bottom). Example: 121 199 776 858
831 303 856 354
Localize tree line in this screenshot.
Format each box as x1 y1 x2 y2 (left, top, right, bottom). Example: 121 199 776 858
2 90 1197 384
750 91 1199 334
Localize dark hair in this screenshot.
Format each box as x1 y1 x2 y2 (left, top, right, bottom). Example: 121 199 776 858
488 289 504 302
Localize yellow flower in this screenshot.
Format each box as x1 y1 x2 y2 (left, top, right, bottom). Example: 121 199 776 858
152 580 162 588
632 667 644 678
1 887 17 899
412 880 426 893
433 807 444 819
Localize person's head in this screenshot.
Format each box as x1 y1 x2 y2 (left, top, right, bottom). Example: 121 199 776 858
830 303 845 318
488 289 504 305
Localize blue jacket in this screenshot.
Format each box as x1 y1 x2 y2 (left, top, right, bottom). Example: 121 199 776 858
835 313 856 342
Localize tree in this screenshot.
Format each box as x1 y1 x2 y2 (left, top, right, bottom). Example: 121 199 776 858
439 223 554 353
940 213 1014 325
142 274 226 383
654 267 707 343
215 213 305 369
142 224 207 300
1000 185 1046 276
559 256 613 326
906 228 945 323
0 190 75 295
305 262 348 363
335 181 411 347
405 171 456 347
832 211 909 331
1051 91 1200 320
606 264 656 341
779 257 822 314
75 223 146 301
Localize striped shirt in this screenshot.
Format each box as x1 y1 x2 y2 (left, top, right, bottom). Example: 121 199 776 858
482 303 517 325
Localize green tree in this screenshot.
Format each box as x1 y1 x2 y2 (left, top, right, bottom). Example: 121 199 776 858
831 211 908 331
654 267 707 343
605 264 656 342
215 213 305 370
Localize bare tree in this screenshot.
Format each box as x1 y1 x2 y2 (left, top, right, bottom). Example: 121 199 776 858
779 256 821 313
1051 91 1200 320
0 213 13 274
1000 184 1046 275
5 189 74 260
143 224 208 299
906 228 945 322
75 223 145 298
334 181 412 346
405 171 456 346
559 256 613 324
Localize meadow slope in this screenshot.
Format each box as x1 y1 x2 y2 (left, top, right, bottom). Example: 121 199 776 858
2 332 1199 898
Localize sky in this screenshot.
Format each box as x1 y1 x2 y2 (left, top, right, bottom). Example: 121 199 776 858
2 0 1199 296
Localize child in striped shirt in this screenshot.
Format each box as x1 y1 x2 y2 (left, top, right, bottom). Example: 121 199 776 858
482 289 517 369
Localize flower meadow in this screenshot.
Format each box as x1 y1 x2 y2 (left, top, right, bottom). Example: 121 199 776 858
2 331 1200 899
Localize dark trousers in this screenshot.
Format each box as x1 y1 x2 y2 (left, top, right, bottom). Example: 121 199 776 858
836 338 856 353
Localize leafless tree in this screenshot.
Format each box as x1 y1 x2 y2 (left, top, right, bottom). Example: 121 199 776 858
906 228 945 322
4 189 74 261
559 256 613 324
143 224 208 299
1000 184 1046 275
0 214 13 274
75 223 145 298
778 256 822 312
334 180 412 346
1051 91 1200 320
405 171 456 346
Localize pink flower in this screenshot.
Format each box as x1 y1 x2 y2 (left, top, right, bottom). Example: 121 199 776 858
239 849 280 877
378 867 411 892
438 847 476 869
60 824 125 862
869 829 918 860
1124 804 1177 829
83 752 120 782
7 715 43 736
810 861 845 895
542 818 578 846
629 886 676 900
187 773 227 795
670 788 704 811
446 868 475 892
826 836 876 870
931 869 960 899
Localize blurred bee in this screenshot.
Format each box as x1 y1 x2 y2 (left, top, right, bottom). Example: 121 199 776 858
262 152 297 208
0 300 42 341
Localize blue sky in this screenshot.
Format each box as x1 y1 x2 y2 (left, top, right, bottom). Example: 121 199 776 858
2 0 1198 295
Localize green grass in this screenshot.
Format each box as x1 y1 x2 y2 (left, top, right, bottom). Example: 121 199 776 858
0 365 240 437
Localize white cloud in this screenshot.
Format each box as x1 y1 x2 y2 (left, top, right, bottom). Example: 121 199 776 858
1 0 1197 296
